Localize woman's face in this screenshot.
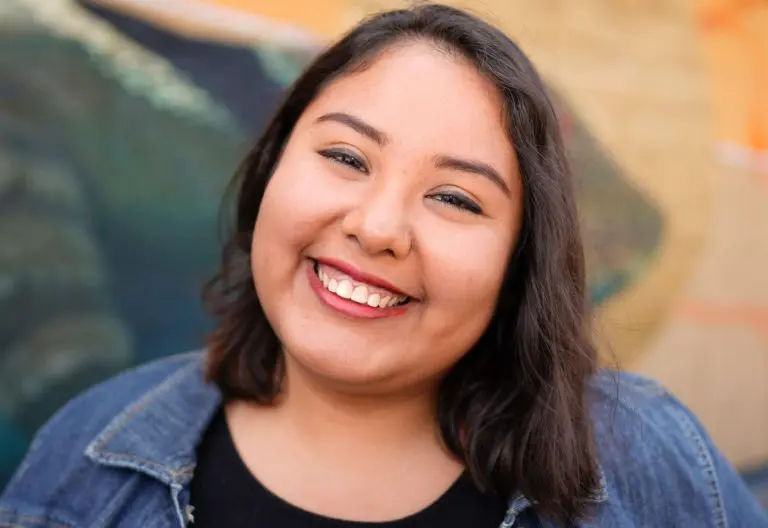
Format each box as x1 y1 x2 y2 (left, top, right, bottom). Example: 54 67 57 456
252 42 522 393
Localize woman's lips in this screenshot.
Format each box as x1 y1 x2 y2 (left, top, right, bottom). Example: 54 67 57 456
306 260 411 319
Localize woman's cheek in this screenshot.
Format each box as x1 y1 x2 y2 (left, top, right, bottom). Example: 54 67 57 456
417 214 513 299
264 157 360 242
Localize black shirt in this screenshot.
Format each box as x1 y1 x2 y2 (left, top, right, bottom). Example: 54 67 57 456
189 410 507 527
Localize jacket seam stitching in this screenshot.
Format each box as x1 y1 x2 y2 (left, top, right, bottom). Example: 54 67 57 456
86 357 198 452
666 398 727 528
86 452 194 479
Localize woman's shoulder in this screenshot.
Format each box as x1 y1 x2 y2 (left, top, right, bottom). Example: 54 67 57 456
588 369 712 462
29 351 207 446
586 369 767 526
0 352 215 526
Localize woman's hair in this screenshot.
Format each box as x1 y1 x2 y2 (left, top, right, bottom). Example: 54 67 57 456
204 3 600 523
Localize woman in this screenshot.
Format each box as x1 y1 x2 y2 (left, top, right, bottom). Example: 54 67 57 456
1 4 766 527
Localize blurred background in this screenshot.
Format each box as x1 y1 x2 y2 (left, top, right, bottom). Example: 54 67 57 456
0 0 765 507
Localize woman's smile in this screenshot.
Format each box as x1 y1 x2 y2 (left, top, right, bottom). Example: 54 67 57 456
306 258 414 319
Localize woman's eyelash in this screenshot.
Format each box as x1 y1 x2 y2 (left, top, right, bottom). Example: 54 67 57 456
319 149 369 173
431 192 483 215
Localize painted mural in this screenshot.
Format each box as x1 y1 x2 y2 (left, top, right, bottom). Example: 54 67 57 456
19 0 768 498
0 0 663 488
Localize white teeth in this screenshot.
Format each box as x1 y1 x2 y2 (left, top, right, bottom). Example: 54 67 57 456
366 293 381 307
335 280 353 299
315 264 409 308
351 285 368 303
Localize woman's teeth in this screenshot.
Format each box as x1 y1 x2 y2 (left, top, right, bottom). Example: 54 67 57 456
316 266 408 308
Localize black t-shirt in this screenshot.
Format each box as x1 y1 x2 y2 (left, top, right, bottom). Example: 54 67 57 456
188 410 507 527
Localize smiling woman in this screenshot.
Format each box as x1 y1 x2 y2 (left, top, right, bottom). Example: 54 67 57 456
1 3 767 528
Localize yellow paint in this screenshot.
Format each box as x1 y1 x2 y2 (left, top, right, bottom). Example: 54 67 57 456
194 0 353 38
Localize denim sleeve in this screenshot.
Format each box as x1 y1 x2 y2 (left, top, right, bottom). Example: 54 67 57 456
665 392 768 527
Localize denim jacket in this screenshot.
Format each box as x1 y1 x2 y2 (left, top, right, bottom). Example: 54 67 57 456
1 352 766 527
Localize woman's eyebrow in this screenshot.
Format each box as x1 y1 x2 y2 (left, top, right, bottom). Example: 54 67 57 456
433 154 511 196
315 112 389 146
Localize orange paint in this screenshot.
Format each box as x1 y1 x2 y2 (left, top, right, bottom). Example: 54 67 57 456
678 300 768 344
693 0 768 152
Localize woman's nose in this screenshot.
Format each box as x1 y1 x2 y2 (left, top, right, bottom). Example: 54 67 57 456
340 185 413 260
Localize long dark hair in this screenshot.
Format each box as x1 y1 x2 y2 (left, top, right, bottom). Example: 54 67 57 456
204 3 600 523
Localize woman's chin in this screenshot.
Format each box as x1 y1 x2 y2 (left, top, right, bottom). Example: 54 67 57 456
283 343 399 392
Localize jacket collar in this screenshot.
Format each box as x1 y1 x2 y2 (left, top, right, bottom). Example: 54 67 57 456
85 354 221 488
84 353 608 517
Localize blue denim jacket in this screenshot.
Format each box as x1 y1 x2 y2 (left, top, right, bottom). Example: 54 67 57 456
1 352 766 527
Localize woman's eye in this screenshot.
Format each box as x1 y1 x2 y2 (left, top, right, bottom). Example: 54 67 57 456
430 192 483 215
319 149 369 174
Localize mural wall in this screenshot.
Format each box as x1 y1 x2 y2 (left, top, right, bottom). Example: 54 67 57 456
0 0 764 505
